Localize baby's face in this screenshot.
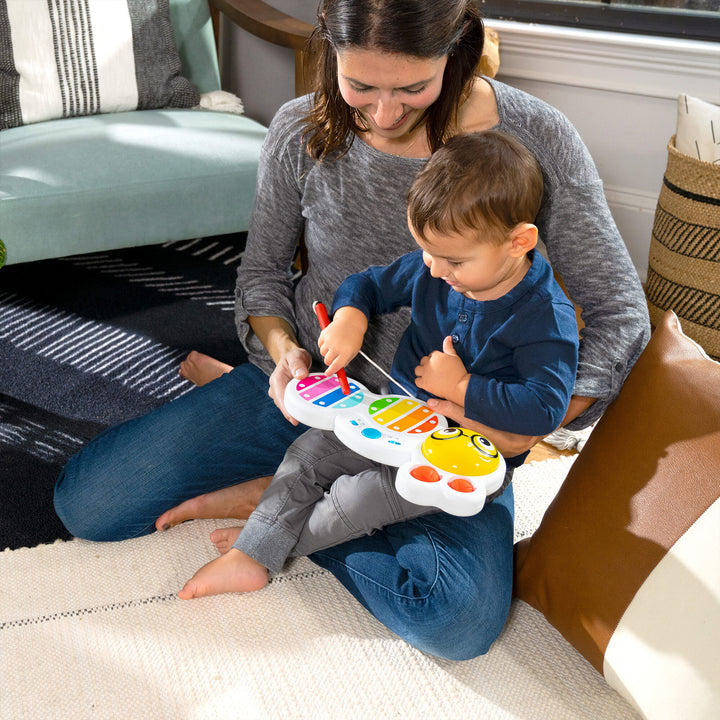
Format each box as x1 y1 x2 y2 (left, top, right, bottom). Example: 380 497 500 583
409 222 520 302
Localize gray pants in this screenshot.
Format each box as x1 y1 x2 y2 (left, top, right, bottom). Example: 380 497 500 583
232 428 437 572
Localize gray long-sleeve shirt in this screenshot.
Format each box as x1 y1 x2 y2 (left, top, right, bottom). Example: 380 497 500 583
236 78 650 430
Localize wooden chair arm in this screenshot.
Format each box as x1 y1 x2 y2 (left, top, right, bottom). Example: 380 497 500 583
209 0 313 51
208 0 314 95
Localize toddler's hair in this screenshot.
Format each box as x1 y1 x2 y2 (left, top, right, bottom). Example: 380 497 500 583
408 131 543 242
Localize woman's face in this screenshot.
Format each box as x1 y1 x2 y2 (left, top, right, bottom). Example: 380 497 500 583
336 47 448 140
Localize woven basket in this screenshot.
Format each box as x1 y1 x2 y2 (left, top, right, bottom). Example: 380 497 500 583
646 136 720 360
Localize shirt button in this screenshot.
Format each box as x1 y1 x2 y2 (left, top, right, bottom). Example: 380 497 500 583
451 334 460 344
458 312 468 323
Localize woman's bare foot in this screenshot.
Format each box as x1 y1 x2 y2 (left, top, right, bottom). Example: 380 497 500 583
178 548 268 599
178 350 233 387
210 526 243 554
155 476 272 531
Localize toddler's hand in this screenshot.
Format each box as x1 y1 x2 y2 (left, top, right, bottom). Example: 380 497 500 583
415 336 470 407
317 306 368 376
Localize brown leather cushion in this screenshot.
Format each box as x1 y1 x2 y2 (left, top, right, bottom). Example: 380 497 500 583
514 309 720 674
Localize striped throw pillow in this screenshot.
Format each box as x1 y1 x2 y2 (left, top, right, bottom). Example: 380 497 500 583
514 310 720 720
0 0 199 130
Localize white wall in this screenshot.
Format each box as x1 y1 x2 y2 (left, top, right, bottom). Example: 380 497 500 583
488 20 720 281
220 11 720 280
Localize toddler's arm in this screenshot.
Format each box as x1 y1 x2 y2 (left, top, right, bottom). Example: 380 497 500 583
318 306 368 376
417 318 579 440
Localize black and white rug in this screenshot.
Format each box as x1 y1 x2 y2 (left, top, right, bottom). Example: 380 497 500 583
0 236 249 550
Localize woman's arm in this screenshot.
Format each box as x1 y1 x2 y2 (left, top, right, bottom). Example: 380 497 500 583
234 100 319 422
248 315 303 366
490 82 650 429
540 183 650 430
426 394 595 457
235 99 310 376
529 114 650 428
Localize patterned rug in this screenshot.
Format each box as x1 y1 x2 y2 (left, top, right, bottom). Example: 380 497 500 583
0 236 249 550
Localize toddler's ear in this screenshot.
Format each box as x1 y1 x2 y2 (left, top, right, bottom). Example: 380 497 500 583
509 223 538 256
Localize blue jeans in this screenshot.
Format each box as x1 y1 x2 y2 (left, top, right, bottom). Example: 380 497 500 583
54 362 515 661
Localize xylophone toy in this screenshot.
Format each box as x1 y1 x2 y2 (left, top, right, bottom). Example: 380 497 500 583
284 373 506 517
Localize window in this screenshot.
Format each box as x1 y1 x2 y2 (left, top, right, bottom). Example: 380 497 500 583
480 0 720 42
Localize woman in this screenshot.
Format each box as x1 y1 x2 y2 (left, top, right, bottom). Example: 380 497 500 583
54 0 649 661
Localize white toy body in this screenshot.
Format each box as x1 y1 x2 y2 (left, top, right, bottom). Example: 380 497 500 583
285 374 506 516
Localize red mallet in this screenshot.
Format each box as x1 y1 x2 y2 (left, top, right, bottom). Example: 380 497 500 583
313 301 351 395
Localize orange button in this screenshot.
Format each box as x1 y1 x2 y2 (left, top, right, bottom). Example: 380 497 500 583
448 477 475 493
410 466 441 483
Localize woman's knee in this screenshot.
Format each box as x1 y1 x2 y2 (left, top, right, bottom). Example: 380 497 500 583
53 486 117 542
54 465 154 542
313 500 515 661
386 571 512 660
314 549 512 661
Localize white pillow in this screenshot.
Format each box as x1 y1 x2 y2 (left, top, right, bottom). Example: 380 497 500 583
675 94 720 164
0 0 199 130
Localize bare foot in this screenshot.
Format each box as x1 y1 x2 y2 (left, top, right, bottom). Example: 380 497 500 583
210 526 242 554
155 476 272 531
179 350 233 387
178 548 268 599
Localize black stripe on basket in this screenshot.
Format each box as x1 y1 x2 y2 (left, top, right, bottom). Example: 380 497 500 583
646 267 720 331
653 204 720 262
663 177 720 207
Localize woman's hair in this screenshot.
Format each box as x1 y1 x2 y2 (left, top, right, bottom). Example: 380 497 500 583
407 131 544 242
302 0 485 161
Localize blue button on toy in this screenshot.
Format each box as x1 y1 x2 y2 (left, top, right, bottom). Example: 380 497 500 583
361 428 383 440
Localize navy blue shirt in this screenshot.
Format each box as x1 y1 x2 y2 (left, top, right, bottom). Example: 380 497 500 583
332 249 579 439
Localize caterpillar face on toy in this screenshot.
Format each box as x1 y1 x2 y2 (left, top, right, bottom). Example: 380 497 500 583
420 427 501 475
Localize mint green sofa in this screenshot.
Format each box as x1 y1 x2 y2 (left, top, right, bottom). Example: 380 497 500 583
0 0 311 267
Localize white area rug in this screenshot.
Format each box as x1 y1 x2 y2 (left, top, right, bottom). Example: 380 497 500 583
0 456 639 720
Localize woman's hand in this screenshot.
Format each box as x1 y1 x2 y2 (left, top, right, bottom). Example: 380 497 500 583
268 346 313 424
248 314 312 424
426 394 597 458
